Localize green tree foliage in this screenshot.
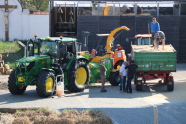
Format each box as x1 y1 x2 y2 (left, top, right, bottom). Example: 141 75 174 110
18 0 49 11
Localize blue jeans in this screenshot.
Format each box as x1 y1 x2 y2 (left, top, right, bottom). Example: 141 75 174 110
120 76 126 91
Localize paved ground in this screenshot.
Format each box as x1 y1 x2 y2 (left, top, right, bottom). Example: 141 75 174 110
0 63 186 124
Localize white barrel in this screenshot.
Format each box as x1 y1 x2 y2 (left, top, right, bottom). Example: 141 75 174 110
56 81 64 95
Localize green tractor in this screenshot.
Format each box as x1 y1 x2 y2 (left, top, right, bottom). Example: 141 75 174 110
8 36 90 97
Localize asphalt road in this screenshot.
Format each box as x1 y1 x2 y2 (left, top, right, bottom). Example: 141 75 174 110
0 63 186 124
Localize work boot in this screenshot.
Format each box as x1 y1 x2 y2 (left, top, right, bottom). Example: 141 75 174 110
101 90 107 92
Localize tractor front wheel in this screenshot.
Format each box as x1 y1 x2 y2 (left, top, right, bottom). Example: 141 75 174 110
109 72 120 86
66 61 90 92
8 69 27 95
36 71 55 97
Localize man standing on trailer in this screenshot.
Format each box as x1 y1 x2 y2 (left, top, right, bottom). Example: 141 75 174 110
149 17 160 47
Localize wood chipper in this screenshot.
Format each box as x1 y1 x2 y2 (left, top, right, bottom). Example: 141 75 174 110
87 26 130 86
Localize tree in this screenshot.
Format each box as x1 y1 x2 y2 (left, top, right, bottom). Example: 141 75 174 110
18 0 49 11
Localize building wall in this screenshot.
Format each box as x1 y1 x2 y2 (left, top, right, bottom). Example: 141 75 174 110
179 16 186 62
0 0 49 41
77 15 185 62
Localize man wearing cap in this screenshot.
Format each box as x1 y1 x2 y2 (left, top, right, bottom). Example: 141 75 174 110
149 17 160 47
154 31 165 50
119 61 128 92
125 60 138 93
115 44 123 51
99 60 107 92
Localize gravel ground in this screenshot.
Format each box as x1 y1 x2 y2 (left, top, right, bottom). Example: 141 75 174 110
0 74 9 90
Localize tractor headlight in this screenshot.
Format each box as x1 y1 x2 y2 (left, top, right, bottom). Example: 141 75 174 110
25 63 30 66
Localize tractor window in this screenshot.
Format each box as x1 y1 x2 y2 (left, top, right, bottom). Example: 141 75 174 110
34 44 39 55
66 43 76 54
40 41 58 58
136 37 152 45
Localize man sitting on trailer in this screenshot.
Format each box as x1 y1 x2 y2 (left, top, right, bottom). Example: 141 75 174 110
154 31 165 50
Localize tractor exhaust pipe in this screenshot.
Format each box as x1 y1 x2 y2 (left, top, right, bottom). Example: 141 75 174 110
17 41 26 58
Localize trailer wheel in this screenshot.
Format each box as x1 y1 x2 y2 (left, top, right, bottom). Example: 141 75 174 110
36 71 55 97
167 80 174 91
109 72 120 86
136 80 142 91
134 74 137 85
66 61 90 92
8 69 27 95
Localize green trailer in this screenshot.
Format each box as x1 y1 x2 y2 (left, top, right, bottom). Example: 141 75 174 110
130 35 177 91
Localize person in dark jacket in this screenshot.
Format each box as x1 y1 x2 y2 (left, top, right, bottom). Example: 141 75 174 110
99 60 107 92
125 60 138 93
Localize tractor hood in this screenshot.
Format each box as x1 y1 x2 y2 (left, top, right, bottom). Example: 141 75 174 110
17 55 50 63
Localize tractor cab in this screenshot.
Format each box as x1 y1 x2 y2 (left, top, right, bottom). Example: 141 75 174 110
27 36 77 64
134 34 153 45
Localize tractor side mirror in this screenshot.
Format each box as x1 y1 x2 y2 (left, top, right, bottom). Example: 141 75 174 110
29 43 33 47
28 43 33 51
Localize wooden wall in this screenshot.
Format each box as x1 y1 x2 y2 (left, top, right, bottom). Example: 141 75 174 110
77 15 186 62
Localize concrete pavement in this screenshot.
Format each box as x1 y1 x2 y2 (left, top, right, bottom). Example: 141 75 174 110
0 63 186 124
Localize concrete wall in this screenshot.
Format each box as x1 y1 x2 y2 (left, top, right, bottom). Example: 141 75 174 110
0 0 49 41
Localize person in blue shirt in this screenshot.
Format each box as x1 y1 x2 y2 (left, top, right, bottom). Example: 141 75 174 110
149 17 160 47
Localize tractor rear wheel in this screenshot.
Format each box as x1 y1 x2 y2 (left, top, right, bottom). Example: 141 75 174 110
36 71 55 97
8 69 27 95
109 72 120 86
66 61 90 92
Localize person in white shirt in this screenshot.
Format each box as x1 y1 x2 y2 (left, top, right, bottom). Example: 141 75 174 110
119 61 128 92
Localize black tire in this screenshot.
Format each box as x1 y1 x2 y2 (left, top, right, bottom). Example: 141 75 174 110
8 69 27 95
109 71 120 86
134 74 137 85
167 80 174 91
36 71 55 97
114 60 123 69
66 61 90 92
136 83 142 91
134 73 140 85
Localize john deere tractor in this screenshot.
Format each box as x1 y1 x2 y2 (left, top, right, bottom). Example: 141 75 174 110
8 36 89 97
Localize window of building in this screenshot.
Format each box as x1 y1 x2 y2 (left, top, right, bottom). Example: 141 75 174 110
181 3 186 15
119 2 135 16
137 2 157 16
77 2 92 15
74 1 184 16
